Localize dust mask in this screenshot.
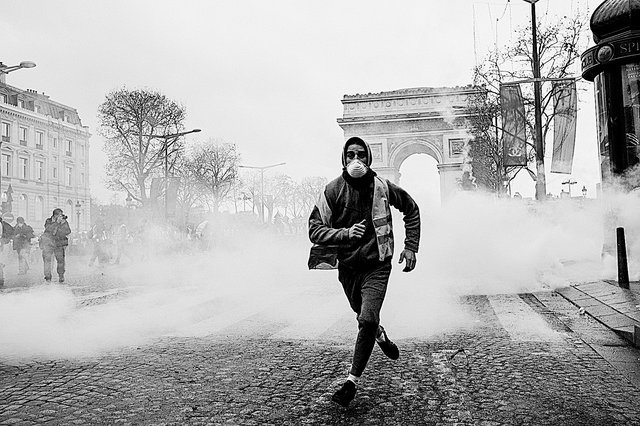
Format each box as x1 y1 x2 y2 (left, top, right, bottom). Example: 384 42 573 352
347 160 367 178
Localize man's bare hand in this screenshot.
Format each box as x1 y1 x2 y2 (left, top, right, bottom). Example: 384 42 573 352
348 220 366 240
399 249 416 272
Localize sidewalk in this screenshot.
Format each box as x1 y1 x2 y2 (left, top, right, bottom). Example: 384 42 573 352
557 280 640 346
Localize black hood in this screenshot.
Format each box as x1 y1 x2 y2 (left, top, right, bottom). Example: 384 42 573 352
342 136 373 167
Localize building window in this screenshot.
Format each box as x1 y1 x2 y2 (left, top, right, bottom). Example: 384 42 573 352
65 166 72 186
80 172 85 186
66 139 72 156
36 160 44 181
36 131 44 149
79 143 85 157
2 154 11 177
19 127 27 145
19 158 28 179
52 166 57 179
52 137 58 148
1 122 9 142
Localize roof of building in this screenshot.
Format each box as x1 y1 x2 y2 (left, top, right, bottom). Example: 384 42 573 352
591 0 640 43
0 83 84 126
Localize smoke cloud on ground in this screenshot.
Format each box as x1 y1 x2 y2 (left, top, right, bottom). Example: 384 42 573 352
1 191 638 363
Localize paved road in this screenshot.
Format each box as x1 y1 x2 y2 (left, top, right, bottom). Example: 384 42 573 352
2 275 640 425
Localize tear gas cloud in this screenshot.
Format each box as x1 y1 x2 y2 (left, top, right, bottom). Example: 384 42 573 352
1 190 638 363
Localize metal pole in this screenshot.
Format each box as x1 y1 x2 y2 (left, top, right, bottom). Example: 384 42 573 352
0 140 2 213
76 211 80 232
164 137 168 222
260 169 265 223
530 2 547 200
617 227 630 289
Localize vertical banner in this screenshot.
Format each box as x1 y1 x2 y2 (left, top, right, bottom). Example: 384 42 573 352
500 84 528 166
551 81 577 174
150 178 162 202
166 177 180 217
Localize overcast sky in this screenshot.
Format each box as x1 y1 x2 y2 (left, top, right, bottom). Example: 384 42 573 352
1 0 599 204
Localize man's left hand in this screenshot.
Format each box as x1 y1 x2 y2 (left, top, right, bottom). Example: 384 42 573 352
399 249 416 272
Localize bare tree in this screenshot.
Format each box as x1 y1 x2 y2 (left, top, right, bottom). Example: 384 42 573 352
298 176 328 217
98 88 186 205
468 13 587 194
184 140 240 213
174 155 208 225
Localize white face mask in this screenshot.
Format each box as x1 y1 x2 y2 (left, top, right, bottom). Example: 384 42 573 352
346 159 368 178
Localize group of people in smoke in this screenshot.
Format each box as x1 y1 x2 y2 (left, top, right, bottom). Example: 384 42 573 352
86 219 141 266
0 208 72 286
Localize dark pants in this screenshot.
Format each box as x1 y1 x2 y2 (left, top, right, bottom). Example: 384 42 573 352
16 247 29 274
338 260 391 377
43 246 65 280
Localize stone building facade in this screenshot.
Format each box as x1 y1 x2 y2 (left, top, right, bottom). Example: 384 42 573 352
0 83 90 232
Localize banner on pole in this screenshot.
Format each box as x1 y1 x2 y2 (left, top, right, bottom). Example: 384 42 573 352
551 81 577 174
166 177 180 217
150 178 163 202
500 84 528 166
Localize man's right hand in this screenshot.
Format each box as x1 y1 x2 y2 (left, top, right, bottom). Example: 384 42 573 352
348 220 366 240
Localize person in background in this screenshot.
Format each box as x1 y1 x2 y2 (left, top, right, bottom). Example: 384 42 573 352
113 223 129 264
88 219 109 267
40 208 72 283
0 216 14 287
13 216 34 275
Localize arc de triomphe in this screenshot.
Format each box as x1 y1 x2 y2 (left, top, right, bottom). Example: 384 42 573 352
337 86 480 202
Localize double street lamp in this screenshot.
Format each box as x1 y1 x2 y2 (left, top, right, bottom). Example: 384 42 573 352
0 61 36 84
144 129 201 221
238 163 286 223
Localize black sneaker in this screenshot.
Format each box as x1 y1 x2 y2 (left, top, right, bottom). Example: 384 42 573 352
44 276 52 282
331 380 356 407
377 325 399 360
58 276 65 283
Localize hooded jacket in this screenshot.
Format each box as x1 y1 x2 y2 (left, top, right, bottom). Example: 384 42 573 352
308 137 420 270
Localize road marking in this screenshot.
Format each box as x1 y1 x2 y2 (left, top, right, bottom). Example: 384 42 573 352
432 350 473 423
487 294 563 342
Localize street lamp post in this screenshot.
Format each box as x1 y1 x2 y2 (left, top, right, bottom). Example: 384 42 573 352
523 0 547 200
75 200 82 233
125 194 133 225
238 163 286 223
0 61 36 84
143 129 201 221
0 61 36 209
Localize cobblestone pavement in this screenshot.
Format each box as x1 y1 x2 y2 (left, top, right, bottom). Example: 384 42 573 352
2 277 640 425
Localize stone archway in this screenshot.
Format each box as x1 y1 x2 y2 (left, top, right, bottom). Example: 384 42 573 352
337 86 480 201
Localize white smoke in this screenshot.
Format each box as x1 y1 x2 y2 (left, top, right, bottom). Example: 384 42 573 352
1 187 639 363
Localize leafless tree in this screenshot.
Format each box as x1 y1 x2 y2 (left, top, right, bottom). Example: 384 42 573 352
173 155 208 225
183 139 240 213
98 88 186 205
468 13 587 193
